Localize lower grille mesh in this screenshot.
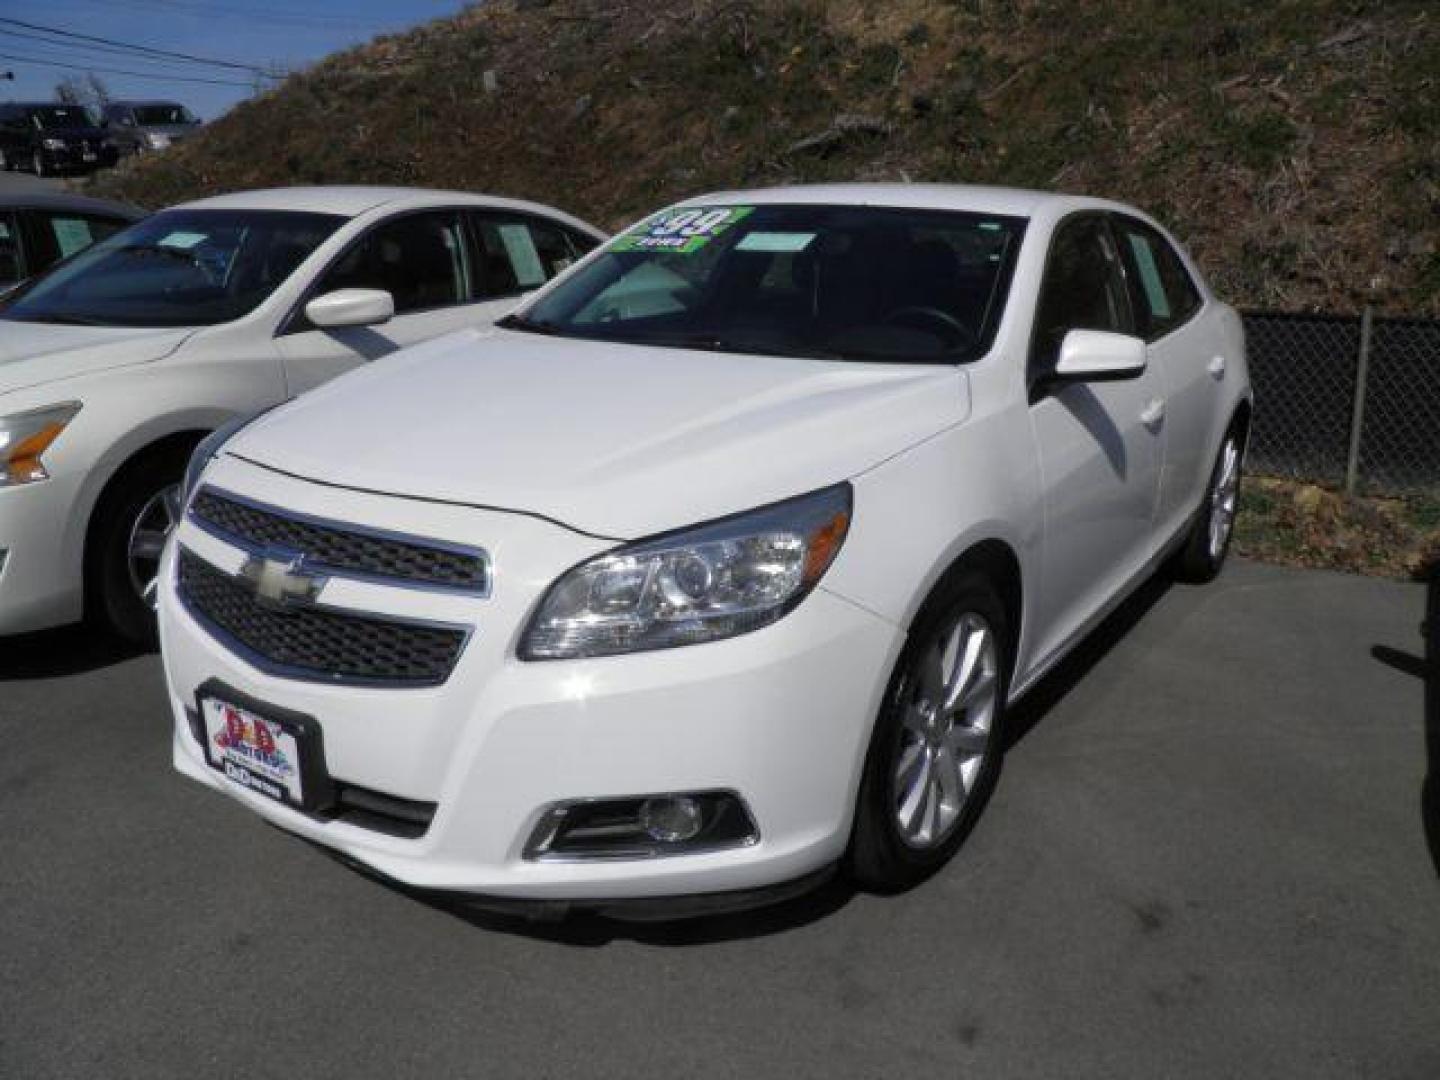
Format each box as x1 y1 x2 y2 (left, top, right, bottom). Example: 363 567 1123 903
178 550 467 687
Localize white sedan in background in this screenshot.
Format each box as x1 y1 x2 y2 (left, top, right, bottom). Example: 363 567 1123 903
0 186 604 644
162 184 1249 916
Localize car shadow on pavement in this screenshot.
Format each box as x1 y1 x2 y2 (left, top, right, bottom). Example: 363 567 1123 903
1371 568 1439 880
1003 570 1175 751
0 622 144 681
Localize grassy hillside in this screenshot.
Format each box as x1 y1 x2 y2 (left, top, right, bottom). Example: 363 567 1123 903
90 0 1439 315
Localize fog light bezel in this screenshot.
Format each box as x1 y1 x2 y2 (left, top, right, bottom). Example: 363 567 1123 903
523 789 759 862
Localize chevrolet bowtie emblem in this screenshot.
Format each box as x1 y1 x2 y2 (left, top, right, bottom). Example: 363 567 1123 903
238 553 324 609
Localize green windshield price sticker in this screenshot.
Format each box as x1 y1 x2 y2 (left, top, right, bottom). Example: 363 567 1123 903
611 206 755 254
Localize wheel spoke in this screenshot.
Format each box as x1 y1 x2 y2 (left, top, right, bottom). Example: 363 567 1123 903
917 639 946 706
947 724 989 757
942 621 987 713
162 484 184 526
956 667 996 712
130 529 168 561
897 750 933 835
936 744 963 804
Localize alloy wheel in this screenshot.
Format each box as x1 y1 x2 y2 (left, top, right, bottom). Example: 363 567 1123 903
1208 436 1240 560
126 483 182 609
893 611 1000 849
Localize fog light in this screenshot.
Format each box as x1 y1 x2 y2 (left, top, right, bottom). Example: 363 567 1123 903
524 790 758 861
639 796 703 843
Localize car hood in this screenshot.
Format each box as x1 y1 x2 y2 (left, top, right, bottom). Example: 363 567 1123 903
229 328 970 539
0 321 195 395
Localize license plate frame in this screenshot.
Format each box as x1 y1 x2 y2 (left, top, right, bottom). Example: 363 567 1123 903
195 678 335 813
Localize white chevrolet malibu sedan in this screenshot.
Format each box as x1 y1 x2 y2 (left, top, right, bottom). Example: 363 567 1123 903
0 186 603 644
160 184 1250 915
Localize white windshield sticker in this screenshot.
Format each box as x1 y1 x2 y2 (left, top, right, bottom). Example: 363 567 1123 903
498 224 546 287
158 231 208 250
736 231 815 253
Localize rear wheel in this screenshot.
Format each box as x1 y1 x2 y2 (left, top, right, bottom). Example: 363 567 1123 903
87 450 188 647
1173 426 1243 583
847 571 1010 892
32 151 47 177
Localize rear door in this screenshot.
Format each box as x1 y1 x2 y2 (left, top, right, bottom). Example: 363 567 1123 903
1026 213 1167 667
1111 214 1216 537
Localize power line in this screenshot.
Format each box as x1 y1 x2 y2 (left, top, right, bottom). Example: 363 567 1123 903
0 50 262 87
0 15 272 76
64 0 412 30
0 25 256 72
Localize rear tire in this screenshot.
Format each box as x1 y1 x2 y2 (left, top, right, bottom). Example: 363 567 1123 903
87 449 189 648
32 151 47 177
1172 425 1244 583
846 570 1011 893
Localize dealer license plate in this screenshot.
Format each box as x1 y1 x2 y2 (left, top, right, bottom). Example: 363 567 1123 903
201 696 306 807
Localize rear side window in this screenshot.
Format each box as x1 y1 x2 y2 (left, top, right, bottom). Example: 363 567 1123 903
35 213 130 263
1114 217 1202 339
470 213 585 300
316 211 473 315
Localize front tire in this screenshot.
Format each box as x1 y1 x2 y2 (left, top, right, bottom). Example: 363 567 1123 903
847 571 1011 892
1173 426 1243 583
87 451 188 648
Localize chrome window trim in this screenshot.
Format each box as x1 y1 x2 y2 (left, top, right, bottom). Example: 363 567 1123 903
189 484 491 597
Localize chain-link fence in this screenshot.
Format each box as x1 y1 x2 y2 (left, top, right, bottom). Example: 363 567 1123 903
1242 311 1440 495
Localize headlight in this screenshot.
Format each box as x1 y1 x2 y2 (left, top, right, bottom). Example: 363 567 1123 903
520 483 851 660
145 132 170 149
0 403 81 488
181 408 275 505
41 138 66 151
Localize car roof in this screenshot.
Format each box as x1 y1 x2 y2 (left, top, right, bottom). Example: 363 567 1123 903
675 182 1138 220
171 185 603 231
0 190 144 219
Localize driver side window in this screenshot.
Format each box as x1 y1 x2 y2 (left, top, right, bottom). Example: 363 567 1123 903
1029 216 1133 380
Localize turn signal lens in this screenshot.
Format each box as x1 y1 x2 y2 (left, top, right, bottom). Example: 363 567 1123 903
0 403 81 488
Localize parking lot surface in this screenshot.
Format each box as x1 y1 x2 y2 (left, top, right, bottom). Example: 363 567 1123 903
1 559 1435 1079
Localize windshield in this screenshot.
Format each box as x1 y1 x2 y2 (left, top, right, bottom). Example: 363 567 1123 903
0 209 345 328
133 104 196 126
31 105 94 130
506 204 1025 364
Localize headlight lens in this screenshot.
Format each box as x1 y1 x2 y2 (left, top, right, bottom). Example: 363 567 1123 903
520 483 851 660
0 402 81 488
41 138 66 151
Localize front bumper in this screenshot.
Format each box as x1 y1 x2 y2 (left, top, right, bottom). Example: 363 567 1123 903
0 474 86 635
161 456 902 902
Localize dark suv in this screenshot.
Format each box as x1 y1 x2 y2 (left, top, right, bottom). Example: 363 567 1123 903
0 102 120 177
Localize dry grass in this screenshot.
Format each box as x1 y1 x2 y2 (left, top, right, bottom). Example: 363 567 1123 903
85 0 1440 315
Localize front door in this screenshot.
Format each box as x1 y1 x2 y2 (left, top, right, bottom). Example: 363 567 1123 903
1026 214 1166 669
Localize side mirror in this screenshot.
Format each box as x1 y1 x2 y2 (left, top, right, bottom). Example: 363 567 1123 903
1052 329 1147 382
304 288 394 329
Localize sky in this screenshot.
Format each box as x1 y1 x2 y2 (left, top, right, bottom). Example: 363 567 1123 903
0 0 470 121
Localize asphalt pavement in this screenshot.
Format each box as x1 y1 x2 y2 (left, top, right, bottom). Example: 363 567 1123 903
1 559 1435 1079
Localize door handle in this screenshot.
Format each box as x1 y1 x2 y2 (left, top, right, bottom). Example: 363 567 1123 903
1207 355 1226 378
1140 398 1166 428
